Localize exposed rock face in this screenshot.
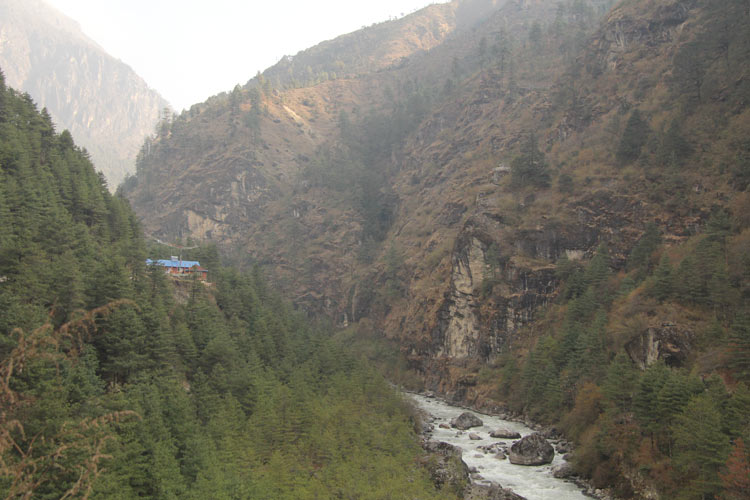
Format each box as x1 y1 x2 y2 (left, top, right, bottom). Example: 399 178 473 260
436 234 486 358
450 412 484 430
508 433 554 466
0 0 168 188
490 428 521 439
625 323 695 369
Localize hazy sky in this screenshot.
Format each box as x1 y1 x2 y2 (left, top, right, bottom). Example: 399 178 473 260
45 0 449 111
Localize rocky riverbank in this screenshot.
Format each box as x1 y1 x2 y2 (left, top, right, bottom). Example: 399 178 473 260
409 391 617 500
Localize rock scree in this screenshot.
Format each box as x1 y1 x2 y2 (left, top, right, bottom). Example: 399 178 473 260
508 433 555 466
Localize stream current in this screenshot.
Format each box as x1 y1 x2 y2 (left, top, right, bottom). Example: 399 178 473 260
408 393 591 500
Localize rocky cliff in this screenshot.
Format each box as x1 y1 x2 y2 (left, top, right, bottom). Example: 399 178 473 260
0 0 169 188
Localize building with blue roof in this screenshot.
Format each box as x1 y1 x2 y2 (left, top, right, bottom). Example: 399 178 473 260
146 256 208 281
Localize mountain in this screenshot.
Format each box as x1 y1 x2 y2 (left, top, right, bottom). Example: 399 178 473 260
0 0 169 188
122 0 750 497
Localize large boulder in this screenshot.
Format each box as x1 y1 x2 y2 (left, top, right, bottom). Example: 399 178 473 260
552 462 575 479
464 483 526 500
508 433 555 466
490 428 521 439
450 411 483 430
420 441 469 494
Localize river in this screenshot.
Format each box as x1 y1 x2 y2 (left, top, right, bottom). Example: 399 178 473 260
407 393 592 500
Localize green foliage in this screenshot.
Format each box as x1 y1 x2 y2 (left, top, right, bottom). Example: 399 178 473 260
510 133 551 188
627 223 661 278
648 254 674 302
728 313 750 381
672 394 731 498
616 109 649 166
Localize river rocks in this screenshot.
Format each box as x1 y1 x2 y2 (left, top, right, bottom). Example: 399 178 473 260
439 423 451 429
552 462 575 479
469 432 482 440
451 411 483 430
508 433 555 466
464 483 526 500
555 441 572 454
490 428 521 439
495 451 507 460
420 440 469 491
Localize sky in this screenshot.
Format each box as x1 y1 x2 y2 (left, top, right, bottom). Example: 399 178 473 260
45 0 449 111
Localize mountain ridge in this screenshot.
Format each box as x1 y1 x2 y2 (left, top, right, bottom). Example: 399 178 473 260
0 0 169 188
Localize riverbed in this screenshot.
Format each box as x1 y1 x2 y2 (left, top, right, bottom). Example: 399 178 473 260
408 393 591 500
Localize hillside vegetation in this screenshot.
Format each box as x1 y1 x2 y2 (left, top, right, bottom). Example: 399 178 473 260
0 72 457 499
121 0 750 497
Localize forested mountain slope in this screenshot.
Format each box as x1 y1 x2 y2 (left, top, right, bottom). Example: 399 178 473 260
0 0 168 188
122 0 750 497
0 73 457 499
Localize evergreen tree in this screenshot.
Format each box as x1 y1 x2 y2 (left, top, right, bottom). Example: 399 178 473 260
510 133 551 188
728 313 750 381
649 254 674 302
673 394 730 498
616 109 649 165
602 353 639 412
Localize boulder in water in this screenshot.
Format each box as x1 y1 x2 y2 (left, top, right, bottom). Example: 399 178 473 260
508 433 554 466
450 411 483 430
552 462 574 479
490 428 521 439
469 432 482 440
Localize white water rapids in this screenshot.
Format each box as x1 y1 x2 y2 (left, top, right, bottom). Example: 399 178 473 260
408 393 591 500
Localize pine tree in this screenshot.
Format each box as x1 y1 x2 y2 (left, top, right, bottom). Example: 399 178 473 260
649 254 674 302
673 394 730 499
616 109 649 165
728 313 750 381
510 132 551 188
628 223 661 276
603 353 639 413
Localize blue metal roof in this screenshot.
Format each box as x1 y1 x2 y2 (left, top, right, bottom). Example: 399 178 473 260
146 259 202 269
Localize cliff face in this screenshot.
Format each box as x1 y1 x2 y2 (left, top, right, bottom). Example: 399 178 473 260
124 0 748 403
0 0 168 188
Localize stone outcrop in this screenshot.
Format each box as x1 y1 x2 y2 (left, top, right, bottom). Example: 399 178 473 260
420 440 469 494
450 412 484 430
508 433 554 466
625 323 695 369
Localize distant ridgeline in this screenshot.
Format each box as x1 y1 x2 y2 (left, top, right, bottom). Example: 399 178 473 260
0 72 457 499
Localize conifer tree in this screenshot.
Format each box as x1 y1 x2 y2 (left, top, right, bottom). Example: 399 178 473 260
510 132 550 188
603 353 639 412
728 313 750 381
650 254 674 302
616 109 649 165
673 394 730 499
